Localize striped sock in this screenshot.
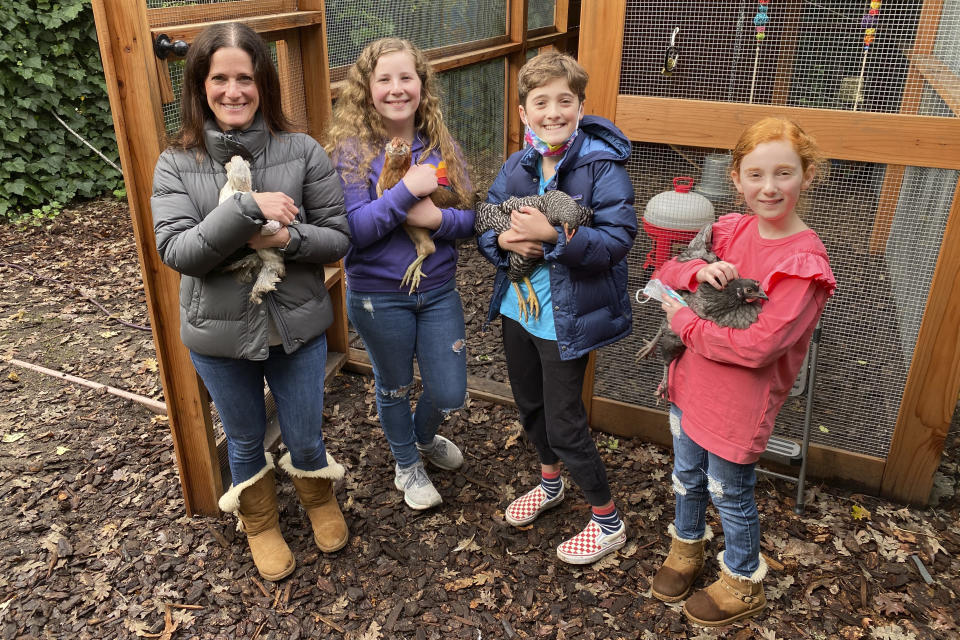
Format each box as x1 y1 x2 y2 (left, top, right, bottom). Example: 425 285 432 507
540 470 562 500
591 504 623 535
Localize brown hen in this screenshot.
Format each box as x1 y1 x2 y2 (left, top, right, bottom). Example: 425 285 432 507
376 137 463 294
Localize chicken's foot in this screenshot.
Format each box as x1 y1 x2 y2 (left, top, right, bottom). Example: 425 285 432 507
400 254 429 295
635 327 664 362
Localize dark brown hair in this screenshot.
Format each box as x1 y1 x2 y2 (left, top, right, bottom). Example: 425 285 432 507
169 22 292 153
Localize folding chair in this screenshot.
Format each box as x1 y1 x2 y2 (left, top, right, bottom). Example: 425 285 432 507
757 321 822 514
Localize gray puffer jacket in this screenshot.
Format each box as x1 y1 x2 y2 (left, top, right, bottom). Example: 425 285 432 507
151 115 350 360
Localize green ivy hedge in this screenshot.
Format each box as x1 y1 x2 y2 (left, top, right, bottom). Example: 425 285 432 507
0 1 123 219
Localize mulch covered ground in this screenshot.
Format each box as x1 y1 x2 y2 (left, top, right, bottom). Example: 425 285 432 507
1 198 959 640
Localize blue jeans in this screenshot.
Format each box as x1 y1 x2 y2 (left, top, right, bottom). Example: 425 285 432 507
670 405 760 577
347 278 467 468
190 335 330 485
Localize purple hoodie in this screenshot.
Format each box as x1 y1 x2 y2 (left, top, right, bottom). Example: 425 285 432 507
337 136 475 293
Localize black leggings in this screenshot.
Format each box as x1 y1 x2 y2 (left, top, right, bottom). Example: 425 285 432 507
501 317 612 506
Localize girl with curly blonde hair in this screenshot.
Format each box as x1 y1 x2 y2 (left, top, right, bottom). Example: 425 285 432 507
326 38 475 511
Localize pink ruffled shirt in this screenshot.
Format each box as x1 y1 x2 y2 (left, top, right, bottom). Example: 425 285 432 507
655 213 836 464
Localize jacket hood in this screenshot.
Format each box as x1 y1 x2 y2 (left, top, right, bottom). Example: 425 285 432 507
203 113 268 166
575 115 631 163
518 115 630 176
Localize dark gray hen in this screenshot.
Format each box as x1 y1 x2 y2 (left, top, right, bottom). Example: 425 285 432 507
637 278 768 400
677 223 718 264
475 190 593 321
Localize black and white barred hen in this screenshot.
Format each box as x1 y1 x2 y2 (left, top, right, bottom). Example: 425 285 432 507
637 278 768 401
475 190 593 322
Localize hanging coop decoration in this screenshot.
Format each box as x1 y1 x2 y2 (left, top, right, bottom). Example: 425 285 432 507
642 177 716 270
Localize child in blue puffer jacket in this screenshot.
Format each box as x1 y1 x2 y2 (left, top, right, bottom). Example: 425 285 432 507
477 51 637 565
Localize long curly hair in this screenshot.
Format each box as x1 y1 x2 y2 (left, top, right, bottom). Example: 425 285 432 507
325 38 472 206
170 22 293 155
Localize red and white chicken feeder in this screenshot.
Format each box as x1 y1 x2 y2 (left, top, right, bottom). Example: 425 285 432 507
642 176 716 270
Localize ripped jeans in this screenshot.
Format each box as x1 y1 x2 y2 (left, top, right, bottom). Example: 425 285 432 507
347 278 467 468
669 405 760 577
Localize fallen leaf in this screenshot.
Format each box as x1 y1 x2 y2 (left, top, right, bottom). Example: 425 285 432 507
2 432 26 443
852 504 871 521
819 425 830 433
7 372 19 382
99 330 118 338
56 446 70 455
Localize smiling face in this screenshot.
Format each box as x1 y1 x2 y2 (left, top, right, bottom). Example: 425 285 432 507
204 47 260 131
731 139 815 236
519 76 583 148
369 50 422 140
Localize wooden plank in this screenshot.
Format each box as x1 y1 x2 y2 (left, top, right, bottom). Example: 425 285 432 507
148 1 295 28
92 0 222 516
905 53 960 118
430 39 519 73
150 11 324 44
881 181 960 504
344 349 515 406
576 0 625 120
155 57 174 104
274 37 299 129
615 95 960 169
589 397 885 491
505 0 528 157
298 0 332 140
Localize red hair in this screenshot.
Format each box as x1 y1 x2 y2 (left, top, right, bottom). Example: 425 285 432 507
731 117 826 180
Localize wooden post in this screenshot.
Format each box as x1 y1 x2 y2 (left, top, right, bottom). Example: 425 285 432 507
92 0 222 515
505 0 528 156
575 0 626 420
881 182 960 504
869 0 946 254
576 0 625 121
297 0 332 140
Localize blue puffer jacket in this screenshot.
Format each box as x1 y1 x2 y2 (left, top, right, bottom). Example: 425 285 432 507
478 115 636 360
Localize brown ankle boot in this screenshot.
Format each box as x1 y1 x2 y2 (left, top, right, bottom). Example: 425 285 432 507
218 455 295 581
279 452 349 553
683 552 767 626
651 524 713 602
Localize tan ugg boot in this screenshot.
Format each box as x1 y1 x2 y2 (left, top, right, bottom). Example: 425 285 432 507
218 454 295 581
651 524 713 602
278 452 348 553
683 551 767 626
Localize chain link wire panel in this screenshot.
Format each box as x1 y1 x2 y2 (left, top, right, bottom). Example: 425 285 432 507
619 0 959 115
597 141 956 460
529 0 557 30
324 0 508 68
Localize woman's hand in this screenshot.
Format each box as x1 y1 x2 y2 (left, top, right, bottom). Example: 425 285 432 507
661 294 685 324
252 191 298 225
401 164 439 198
248 226 290 250
405 197 442 230
510 206 557 242
498 228 544 259
696 260 739 289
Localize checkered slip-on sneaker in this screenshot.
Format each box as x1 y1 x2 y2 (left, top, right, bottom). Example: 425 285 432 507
556 520 627 565
504 484 565 527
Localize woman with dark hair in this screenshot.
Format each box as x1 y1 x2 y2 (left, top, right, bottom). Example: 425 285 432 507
150 22 351 581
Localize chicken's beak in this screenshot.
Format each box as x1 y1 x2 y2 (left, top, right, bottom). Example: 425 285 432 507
756 290 769 300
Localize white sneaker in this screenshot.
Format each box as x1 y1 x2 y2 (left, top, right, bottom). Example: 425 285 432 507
394 461 442 510
416 435 464 471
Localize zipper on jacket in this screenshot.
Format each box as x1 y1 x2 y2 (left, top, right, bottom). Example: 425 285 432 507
265 295 293 351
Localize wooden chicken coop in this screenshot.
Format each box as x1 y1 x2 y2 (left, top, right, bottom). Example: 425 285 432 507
92 0 959 516
578 0 960 505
